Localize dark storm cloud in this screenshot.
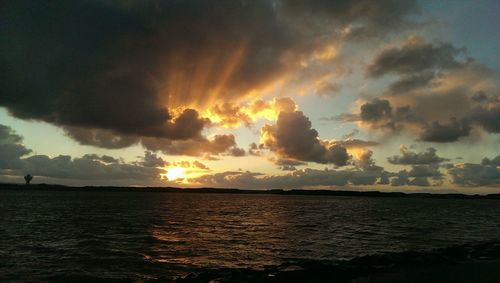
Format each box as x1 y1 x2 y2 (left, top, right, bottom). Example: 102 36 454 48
367 37 464 77
0 0 288 142
1 1 171 133
359 100 417 127
448 156 500 187
471 92 489 103
66 108 210 142
419 118 471 142
0 125 24 144
0 125 32 169
359 99 392 122
281 0 419 39
388 147 448 165
1 0 421 150
141 135 244 157
261 111 349 166
470 103 500 133
387 72 436 95
63 127 140 149
336 98 418 130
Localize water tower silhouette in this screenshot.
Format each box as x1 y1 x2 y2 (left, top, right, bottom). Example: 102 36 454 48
24 174 33 185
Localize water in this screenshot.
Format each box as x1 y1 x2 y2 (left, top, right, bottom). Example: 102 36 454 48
1 190 500 281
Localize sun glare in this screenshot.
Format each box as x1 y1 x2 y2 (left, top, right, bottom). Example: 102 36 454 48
166 167 186 181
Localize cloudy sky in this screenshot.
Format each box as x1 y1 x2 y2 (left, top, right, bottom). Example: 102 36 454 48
1 0 498 193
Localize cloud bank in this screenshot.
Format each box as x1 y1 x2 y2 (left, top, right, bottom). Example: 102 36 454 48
1 0 421 154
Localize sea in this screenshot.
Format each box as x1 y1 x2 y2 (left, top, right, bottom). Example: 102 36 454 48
1 189 500 281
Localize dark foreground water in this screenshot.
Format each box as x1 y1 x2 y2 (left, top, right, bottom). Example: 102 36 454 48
1 190 500 281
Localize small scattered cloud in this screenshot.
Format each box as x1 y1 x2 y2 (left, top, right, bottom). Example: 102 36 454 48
388 146 448 165
419 118 471 142
448 156 500 186
367 36 465 78
140 151 168 168
82 154 120 164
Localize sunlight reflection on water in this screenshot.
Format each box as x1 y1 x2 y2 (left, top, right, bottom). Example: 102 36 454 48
1 190 500 281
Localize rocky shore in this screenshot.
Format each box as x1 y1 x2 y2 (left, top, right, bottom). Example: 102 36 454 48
176 241 500 283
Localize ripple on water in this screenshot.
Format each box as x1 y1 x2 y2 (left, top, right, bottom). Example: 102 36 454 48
1 191 500 281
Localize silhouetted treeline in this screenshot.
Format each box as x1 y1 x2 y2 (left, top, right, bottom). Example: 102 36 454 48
1 183 499 200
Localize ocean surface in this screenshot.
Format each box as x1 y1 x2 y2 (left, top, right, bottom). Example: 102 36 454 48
1 190 500 281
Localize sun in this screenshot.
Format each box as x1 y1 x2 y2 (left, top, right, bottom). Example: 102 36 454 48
166 167 186 181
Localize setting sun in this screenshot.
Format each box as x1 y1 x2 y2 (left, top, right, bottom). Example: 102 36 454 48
166 167 186 181
2 1 500 282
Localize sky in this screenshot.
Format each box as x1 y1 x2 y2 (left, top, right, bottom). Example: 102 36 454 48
0 0 499 193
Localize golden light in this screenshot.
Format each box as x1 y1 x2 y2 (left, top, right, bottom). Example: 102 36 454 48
313 45 338 61
157 41 249 111
166 167 186 181
202 97 298 129
348 148 368 160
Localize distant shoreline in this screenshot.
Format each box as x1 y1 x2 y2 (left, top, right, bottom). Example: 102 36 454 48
1 183 499 200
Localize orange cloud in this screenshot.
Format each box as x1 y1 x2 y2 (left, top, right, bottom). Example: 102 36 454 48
203 97 297 128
